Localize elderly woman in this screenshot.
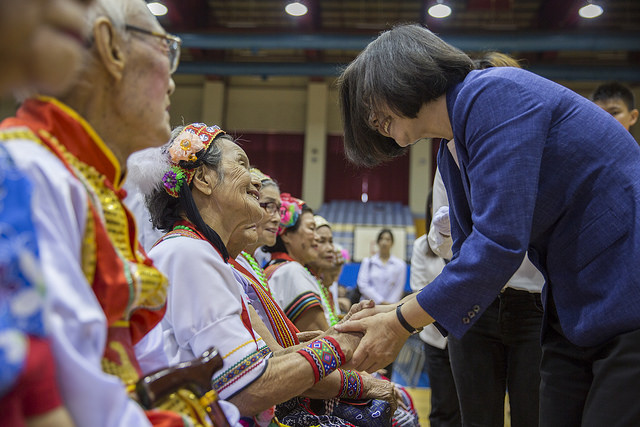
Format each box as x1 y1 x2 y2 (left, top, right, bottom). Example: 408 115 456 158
143 123 364 425
225 171 405 426
305 215 343 324
263 195 334 331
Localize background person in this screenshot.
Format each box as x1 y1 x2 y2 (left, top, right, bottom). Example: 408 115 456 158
410 190 460 427
357 229 407 305
591 81 638 132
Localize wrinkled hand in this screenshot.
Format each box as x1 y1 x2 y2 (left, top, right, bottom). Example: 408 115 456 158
334 310 410 373
346 301 396 322
324 326 362 362
296 330 323 343
432 206 451 236
359 372 398 414
338 299 375 324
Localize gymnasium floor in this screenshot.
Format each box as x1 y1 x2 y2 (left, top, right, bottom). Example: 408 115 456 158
404 387 512 427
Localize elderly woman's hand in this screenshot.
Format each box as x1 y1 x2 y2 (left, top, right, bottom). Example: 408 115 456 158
359 372 398 414
323 327 362 362
296 330 323 343
339 299 375 323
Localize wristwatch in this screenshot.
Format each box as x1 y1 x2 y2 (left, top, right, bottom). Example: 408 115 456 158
396 303 423 335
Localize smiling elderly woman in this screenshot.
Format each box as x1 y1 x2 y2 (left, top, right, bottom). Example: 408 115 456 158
142 123 362 425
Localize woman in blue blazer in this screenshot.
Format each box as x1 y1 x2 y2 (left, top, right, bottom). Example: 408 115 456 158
335 24 640 426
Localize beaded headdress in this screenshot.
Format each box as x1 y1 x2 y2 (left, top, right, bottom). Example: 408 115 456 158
161 123 225 198
313 215 330 230
278 193 306 235
250 167 272 183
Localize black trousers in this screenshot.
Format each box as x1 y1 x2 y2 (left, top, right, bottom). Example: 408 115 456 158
424 342 461 427
448 289 542 427
540 295 640 426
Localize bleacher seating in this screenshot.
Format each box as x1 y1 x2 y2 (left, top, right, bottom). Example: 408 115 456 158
315 200 416 263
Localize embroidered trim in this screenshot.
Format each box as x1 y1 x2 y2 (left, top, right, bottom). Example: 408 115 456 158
230 259 299 348
284 291 323 323
338 370 364 400
212 345 271 393
297 337 345 383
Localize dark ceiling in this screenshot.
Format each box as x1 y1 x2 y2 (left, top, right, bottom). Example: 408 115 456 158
156 0 640 81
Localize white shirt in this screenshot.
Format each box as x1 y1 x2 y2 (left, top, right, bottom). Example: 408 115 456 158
268 261 332 325
429 167 544 293
5 138 154 427
357 253 407 304
410 235 448 349
149 234 271 400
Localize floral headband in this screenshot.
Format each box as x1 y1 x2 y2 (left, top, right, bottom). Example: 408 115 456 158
278 193 306 235
162 123 225 198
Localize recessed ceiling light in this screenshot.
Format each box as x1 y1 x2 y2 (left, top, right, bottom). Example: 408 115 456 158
428 2 452 19
285 2 308 17
147 2 168 16
579 2 603 19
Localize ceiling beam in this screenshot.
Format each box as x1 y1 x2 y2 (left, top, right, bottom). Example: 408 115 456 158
176 61 640 82
178 31 640 52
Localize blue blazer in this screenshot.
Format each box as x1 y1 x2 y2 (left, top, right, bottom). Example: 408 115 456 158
416 67 640 346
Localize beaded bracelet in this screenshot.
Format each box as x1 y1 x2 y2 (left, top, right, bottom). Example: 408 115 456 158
337 369 364 400
297 337 345 383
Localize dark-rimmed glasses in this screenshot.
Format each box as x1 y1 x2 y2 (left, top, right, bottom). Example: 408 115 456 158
260 202 281 216
125 24 182 74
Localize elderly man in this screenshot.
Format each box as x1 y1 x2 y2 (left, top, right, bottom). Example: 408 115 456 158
0 0 237 426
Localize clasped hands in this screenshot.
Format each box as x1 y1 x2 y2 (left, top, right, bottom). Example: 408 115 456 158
321 299 411 374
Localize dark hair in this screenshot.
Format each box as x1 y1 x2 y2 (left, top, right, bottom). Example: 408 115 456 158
377 228 394 244
592 82 635 111
146 126 231 260
263 205 313 254
338 24 474 167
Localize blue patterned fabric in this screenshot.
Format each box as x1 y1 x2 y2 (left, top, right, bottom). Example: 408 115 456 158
276 396 397 427
0 145 45 396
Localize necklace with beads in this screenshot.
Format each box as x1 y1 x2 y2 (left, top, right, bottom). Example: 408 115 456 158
303 266 340 326
241 251 273 297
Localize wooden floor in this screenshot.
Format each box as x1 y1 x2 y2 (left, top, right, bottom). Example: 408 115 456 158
404 387 511 427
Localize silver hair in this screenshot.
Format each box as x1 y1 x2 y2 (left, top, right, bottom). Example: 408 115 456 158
84 0 132 34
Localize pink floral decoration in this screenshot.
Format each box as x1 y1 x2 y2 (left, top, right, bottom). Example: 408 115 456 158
168 131 205 163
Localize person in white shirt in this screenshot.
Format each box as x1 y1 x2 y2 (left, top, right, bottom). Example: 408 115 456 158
410 191 461 427
357 229 407 305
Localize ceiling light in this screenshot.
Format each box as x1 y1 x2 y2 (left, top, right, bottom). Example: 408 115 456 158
285 2 308 17
428 1 452 19
147 2 168 16
579 2 603 19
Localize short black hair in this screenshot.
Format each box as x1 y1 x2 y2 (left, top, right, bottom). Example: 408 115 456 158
338 24 474 167
592 82 635 111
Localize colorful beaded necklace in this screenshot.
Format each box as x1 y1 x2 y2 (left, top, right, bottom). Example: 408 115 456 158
240 251 273 297
304 266 340 326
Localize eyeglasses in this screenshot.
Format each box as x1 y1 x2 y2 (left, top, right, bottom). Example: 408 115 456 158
125 24 182 74
260 202 281 216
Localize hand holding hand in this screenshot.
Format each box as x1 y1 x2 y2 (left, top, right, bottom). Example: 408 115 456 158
334 310 410 373
324 326 362 362
432 206 451 236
